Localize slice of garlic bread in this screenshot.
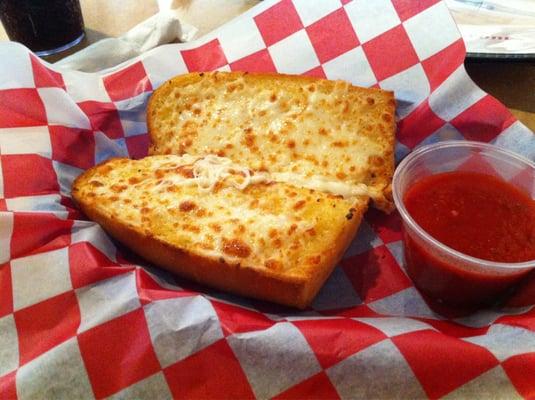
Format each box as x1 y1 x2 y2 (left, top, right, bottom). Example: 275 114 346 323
72 155 368 308
147 72 396 211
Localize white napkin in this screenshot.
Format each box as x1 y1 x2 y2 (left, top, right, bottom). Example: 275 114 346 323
55 10 197 72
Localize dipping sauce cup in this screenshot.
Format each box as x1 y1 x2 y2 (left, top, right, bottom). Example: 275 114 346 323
393 141 535 307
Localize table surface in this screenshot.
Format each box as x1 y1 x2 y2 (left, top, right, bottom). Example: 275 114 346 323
0 0 533 132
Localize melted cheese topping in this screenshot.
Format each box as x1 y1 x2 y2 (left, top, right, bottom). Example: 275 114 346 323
78 156 368 273
149 72 396 209
143 154 376 200
270 172 377 199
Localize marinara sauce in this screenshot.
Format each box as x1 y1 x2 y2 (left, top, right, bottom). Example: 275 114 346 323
403 171 535 306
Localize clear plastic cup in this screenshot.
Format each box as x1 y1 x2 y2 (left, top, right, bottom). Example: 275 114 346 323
393 140 535 307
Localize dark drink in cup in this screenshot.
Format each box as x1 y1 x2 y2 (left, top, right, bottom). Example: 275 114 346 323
0 0 85 56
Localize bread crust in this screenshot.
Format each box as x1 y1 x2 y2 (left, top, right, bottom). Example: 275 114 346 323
75 199 363 309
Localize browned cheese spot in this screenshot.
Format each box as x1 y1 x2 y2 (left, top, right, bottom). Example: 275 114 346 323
332 141 348 148
382 113 392 122
209 223 222 233
227 83 237 93
244 130 255 148
179 201 196 212
366 97 375 105
128 177 140 185
184 224 200 233
200 242 214 251
293 200 306 210
176 166 194 178
111 184 127 193
265 259 282 271
100 165 113 175
371 155 384 166
287 139 296 149
222 238 251 258
288 224 298 235
305 155 318 165
307 255 321 265
90 180 104 187
336 172 347 179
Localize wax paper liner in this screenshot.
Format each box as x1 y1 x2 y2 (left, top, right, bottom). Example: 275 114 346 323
1 0 535 399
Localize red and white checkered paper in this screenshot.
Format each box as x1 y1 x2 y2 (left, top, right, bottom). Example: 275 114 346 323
1 0 535 398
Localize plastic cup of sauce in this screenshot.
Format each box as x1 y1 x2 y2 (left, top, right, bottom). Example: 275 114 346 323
393 141 535 307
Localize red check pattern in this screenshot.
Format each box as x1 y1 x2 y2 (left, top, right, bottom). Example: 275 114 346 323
0 1 534 398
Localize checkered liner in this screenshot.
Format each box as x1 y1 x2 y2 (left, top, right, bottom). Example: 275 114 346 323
1 0 535 398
